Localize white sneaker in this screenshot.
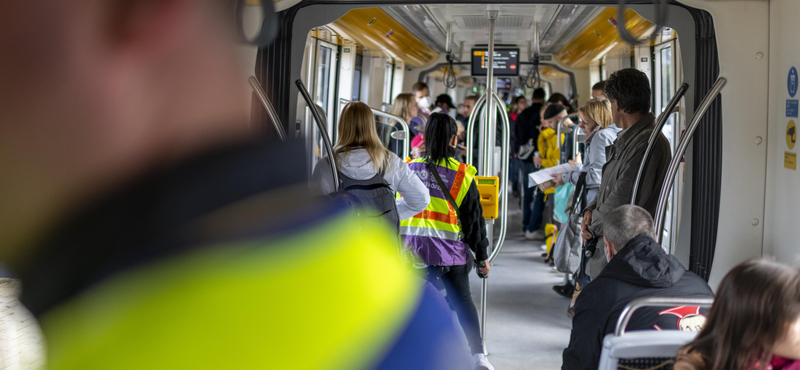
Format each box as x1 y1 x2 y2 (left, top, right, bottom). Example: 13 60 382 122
530 230 545 240
524 231 536 240
473 353 495 370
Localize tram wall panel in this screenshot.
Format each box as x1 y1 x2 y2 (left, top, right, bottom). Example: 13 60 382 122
765 0 800 266
676 0 769 289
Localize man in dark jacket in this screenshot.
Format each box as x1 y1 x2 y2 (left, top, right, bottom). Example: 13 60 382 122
517 88 546 238
581 68 672 278
562 205 714 370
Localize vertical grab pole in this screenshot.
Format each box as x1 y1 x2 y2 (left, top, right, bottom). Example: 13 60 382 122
249 76 287 141
296 79 339 191
487 92 510 263
631 83 690 203
480 10 498 356
653 78 726 243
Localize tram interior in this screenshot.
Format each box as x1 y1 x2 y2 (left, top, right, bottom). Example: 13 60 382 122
3 0 800 369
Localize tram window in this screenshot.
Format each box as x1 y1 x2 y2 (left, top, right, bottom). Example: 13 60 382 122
660 47 673 109
383 63 394 104
315 46 332 112
352 70 361 101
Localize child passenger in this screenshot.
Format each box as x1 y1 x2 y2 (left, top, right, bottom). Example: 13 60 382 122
675 260 800 370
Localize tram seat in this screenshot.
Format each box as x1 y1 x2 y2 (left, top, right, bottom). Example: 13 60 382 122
597 330 695 370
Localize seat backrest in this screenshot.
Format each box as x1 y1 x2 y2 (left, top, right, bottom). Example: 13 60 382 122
598 331 696 370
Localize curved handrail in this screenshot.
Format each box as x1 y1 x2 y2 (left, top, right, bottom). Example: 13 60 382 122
249 77 286 141
631 82 690 203
296 79 339 191
371 109 411 160
615 297 714 336
465 94 489 165
488 92 510 263
654 78 726 243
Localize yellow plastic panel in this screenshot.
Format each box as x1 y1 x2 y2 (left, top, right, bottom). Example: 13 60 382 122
328 8 438 67
556 8 655 68
475 176 499 220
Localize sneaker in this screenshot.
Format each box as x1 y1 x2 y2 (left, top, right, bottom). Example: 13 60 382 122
539 244 548 251
530 230 545 240
524 231 535 240
473 353 495 370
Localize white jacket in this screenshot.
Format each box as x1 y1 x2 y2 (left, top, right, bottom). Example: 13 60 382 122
311 149 430 220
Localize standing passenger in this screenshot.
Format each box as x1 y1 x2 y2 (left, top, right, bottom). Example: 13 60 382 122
312 101 430 222
401 113 495 370
518 89 546 238
412 82 432 118
392 93 426 137
550 99 621 300
581 68 672 280
527 104 563 244
591 81 608 99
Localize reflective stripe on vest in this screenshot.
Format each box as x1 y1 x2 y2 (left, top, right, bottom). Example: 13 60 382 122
41 213 420 370
400 158 476 238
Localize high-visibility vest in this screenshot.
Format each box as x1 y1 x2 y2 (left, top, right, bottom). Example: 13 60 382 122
39 209 461 370
401 157 477 266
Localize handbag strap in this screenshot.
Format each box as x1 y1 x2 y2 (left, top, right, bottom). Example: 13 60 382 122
426 160 463 230
569 172 588 215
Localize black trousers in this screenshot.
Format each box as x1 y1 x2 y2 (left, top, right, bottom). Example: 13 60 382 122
426 263 484 355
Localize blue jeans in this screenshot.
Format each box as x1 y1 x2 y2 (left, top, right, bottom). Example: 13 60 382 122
528 190 547 232
509 157 521 194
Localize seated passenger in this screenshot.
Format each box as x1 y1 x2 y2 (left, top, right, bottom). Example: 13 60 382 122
401 113 494 370
0 1 469 369
562 205 714 370
675 260 800 370
312 101 430 224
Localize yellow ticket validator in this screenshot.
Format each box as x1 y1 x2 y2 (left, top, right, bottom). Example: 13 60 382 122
475 176 499 219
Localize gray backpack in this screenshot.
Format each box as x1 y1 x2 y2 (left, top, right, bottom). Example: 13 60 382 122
337 166 400 233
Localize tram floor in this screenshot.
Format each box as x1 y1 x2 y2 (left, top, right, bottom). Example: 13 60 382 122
464 196 573 369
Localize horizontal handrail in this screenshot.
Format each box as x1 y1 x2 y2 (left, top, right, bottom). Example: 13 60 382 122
249 76 286 141
615 297 714 336
654 77 726 243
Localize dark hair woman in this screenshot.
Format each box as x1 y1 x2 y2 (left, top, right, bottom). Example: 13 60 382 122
675 260 800 370
400 112 494 370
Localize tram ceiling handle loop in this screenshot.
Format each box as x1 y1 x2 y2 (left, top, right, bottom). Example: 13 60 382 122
615 297 714 336
249 77 286 142
616 0 669 46
631 82 689 204
296 79 339 191
653 77 726 244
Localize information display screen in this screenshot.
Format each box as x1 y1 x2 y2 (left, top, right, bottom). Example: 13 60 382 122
471 48 520 76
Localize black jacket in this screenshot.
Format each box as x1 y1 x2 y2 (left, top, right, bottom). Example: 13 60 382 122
562 234 714 370
514 103 543 160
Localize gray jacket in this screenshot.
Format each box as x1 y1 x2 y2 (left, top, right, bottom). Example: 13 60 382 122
584 114 672 277
562 124 622 208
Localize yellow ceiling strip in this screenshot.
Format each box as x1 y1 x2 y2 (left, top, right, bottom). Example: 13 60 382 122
556 7 655 68
327 8 438 67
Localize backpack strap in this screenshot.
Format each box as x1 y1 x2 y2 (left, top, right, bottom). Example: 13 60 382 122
569 172 588 215
426 160 463 231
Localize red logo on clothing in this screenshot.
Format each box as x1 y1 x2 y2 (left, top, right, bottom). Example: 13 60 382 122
654 306 706 332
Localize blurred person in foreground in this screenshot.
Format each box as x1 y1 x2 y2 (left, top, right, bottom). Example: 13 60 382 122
0 1 468 369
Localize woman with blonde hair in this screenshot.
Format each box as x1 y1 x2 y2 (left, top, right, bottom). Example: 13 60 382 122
392 93 426 137
312 101 429 224
549 98 621 302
